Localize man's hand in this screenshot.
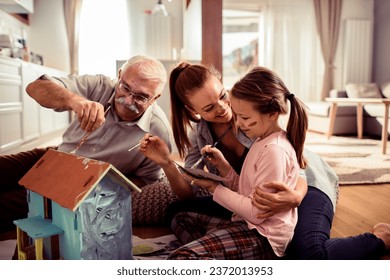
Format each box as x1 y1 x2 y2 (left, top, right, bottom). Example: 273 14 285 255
72 100 106 132
26 79 106 132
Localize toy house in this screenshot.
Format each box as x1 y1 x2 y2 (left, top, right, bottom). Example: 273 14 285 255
15 149 141 260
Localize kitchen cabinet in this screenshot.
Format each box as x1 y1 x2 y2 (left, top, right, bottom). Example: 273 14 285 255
21 62 69 138
0 56 69 154
0 0 34 14
21 62 39 141
0 57 22 151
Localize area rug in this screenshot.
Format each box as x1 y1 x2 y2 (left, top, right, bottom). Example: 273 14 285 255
305 134 390 185
132 234 181 260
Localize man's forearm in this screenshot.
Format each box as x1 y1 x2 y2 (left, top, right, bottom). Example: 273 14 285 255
26 79 83 111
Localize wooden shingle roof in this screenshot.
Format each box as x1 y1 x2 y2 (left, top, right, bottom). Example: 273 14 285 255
19 149 141 212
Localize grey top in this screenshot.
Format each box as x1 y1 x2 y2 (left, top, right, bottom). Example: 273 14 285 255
302 148 339 210
185 119 339 210
51 74 173 184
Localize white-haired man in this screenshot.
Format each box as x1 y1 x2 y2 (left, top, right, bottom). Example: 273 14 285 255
0 55 172 234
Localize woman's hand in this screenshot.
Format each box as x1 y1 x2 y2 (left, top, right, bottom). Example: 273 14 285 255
201 145 231 176
138 134 172 166
252 181 304 219
185 175 219 193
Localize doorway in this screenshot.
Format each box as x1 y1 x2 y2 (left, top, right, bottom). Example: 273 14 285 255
222 8 261 88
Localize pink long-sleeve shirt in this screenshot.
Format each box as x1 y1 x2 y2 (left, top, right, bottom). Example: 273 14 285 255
213 130 299 257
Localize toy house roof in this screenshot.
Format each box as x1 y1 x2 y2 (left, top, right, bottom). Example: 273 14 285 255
18 149 141 212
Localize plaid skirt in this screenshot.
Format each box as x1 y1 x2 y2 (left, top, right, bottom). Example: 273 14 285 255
168 212 279 260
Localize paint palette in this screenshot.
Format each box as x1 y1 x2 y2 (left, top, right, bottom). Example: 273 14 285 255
132 242 165 255
177 165 229 182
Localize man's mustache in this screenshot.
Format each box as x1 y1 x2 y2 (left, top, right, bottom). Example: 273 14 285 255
115 97 140 114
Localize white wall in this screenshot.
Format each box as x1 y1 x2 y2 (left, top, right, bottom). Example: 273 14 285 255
182 0 201 60
333 0 374 89
127 0 183 59
1 0 184 72
373 0 390 85
0 1 69 72
1 0 388 89
28 0 70 72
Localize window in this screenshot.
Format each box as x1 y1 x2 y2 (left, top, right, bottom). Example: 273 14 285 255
222 9 261 88
223 0 323 102
78 0 129 78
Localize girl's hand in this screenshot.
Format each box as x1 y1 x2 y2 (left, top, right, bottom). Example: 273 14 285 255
201 145 231 176
138 133 172 166
252 181 302 219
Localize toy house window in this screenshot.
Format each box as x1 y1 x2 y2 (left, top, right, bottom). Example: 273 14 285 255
44 197 52 219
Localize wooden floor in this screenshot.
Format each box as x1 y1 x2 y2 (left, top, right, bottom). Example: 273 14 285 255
2 183 389 258
331 183 390 237
331 183 390 259
133 183 390 258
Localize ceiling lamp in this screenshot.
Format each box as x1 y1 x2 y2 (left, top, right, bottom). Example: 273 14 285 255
152 0 168 16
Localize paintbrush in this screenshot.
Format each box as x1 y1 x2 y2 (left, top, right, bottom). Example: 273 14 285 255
70 105 111 154
128 142 142 152
128 135 153 152
191 125 233 169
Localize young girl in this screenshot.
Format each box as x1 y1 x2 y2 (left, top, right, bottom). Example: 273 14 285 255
167 66 308 259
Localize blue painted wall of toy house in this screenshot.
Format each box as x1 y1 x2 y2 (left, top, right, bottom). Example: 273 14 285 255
27 174 133 260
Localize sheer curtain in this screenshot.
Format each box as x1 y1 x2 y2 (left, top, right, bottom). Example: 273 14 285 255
314 0 342 100
260 0 324 102
63 0 83 75
78 0 129 78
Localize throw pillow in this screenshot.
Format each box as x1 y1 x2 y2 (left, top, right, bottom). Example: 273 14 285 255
381 82 390 99
345 83 383 99
131 176 179 225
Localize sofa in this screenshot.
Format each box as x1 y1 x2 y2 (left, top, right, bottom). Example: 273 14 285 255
307 82 390 138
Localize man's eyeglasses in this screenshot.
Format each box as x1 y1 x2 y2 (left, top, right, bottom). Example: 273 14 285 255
117 79 152 105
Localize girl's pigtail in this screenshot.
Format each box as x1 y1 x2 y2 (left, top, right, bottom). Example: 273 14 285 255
286 94 308 168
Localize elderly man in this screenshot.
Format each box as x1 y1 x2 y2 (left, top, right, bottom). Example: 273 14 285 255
0 55 172 235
